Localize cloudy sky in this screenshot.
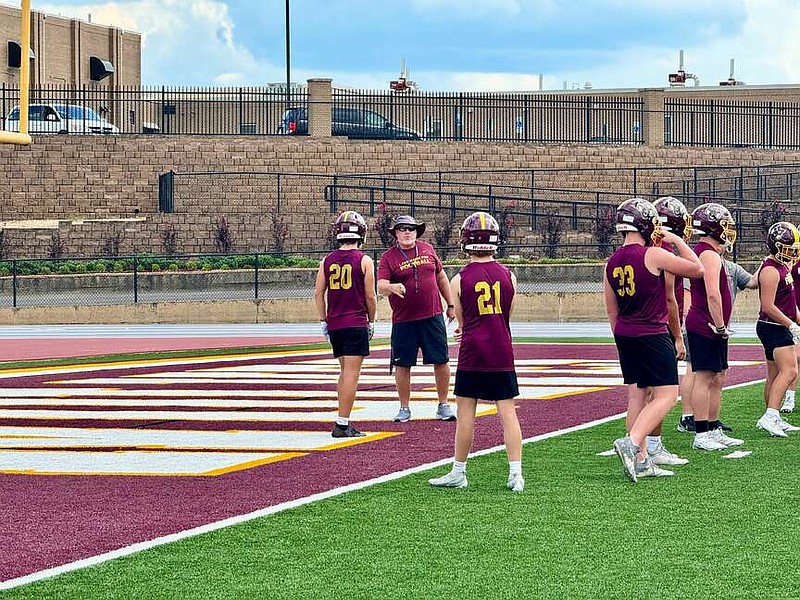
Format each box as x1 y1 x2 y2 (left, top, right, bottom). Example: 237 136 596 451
23 0 800 90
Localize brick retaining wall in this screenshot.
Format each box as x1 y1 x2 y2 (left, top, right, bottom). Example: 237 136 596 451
1 136 799 258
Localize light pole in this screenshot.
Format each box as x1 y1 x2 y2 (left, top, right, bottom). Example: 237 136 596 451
284 0 291 107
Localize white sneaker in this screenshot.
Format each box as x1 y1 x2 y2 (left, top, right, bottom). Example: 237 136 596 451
692 432 727 451
507 473 525 493
635 457 674 478
781 396 796 413
780 417 800 432
756 414 789 438
428 470 468 489
710 428 744 447
648 443 689 466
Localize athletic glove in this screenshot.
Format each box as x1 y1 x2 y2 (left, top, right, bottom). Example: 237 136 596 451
790 323 800 344
320 321 329 342
708 323 732 338
368 322 375 340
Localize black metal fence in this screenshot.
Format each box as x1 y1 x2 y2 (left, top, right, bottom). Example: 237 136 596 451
0 249 620 308
0 84 306 135
2 84 800 147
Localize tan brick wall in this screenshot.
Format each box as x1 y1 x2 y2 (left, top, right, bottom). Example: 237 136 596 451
1 135 800 258
0 6 141 89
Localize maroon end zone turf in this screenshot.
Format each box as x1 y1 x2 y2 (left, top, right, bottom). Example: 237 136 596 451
0 337 320 362
0 342 766 583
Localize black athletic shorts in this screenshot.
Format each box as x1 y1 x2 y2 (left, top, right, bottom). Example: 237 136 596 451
687 330 728 373
390 314 449 367
614 333 678 388
329 327 370 358
454 369 519 401
756 320 794 361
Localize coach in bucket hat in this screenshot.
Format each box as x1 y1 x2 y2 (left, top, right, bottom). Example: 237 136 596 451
390 215 426 238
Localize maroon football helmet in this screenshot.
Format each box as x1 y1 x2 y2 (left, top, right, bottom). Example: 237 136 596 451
767 221 800 266
334 210 367 243
654 196 692 241
460 211 501 252
691 203 737 249
614 198 662 246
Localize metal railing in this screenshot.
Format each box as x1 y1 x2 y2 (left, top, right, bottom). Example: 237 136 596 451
1 84 799 147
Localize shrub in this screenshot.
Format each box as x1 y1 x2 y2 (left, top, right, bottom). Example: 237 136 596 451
268 210 289 254
760 200 787 237
48 231 66 259
162 224 178 256
540 211 563 259
373 203 395 248
594 206 616 258
433 214 459 260
496 202 516 259
214 216 233 254
102 231 123 257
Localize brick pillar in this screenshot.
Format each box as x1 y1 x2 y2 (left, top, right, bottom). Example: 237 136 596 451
307 78 332 138
640 88 665 148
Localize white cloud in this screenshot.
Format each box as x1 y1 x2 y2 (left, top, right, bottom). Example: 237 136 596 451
37 0 285 85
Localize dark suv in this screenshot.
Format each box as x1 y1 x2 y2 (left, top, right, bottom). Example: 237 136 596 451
277 107 420 140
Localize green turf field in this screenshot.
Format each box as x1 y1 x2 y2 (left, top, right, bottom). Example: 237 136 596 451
8 379 799 600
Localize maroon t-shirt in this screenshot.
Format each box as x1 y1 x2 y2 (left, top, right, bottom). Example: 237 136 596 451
686 241 732 338
322 249 368 331
792 261 800 310
605 244 668 336
662 242 685 322
759 257 796 323
377 241 444 323
457 261 515 372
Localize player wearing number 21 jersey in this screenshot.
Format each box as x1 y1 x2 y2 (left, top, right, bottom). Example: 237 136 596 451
428 211 524 493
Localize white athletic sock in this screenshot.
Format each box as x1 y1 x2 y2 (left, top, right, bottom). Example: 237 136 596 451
681 413 693 419
508 460 522 476
785 390 795 402
766 408 780 419
335 416 349 427
452 460 467 474
646 435 661 453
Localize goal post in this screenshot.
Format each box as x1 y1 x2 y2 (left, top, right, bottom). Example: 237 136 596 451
1 0 32 145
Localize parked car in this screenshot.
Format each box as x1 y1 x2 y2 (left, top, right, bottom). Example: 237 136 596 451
277 106 420 140
4 104 119 134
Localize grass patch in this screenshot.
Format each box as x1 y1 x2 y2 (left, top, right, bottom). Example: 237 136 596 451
6 381 795 599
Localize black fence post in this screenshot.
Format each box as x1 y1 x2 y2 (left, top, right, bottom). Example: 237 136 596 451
369 188 375 216
11 260 17 308
488 185 495 214
254 253 260 300
133 255 139 303
331 175 338 212
277 173 282 213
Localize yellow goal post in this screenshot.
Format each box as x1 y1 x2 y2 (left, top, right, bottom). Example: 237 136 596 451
0 0 32 145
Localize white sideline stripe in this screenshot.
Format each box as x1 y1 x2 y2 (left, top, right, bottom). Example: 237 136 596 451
0 377 766 591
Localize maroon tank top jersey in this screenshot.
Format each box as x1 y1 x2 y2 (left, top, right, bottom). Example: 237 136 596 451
759 257 796 323
323 249 368 331
661 242 685 320
457 261 515 371
792 261 800 310
605 244 668 336
685 241 732 338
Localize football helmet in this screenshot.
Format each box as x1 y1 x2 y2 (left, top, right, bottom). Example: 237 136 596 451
654 196 692 241
334 210 367 242
767 221 800 267
691 203 737 250
614 198 663 246
460 211 501 252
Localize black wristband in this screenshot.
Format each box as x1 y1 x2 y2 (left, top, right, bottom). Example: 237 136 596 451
447 304 454 308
